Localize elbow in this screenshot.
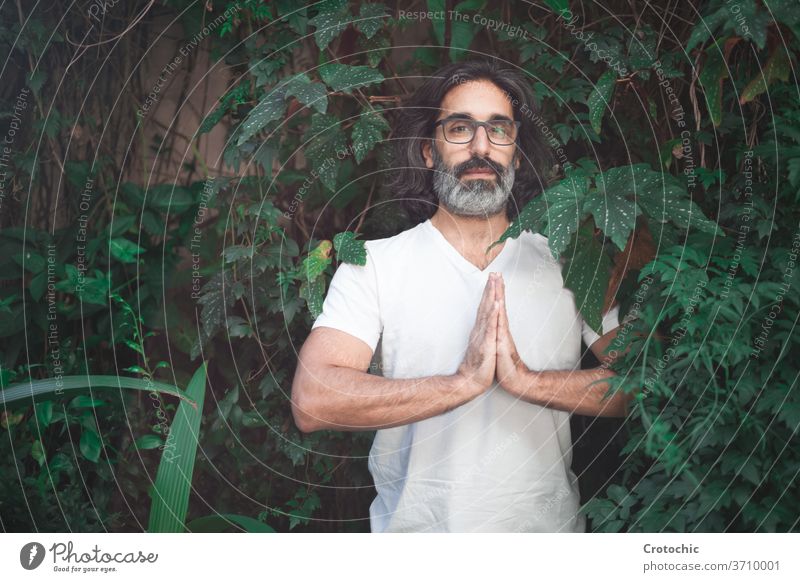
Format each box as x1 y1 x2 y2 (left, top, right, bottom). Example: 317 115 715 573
290 366 324 433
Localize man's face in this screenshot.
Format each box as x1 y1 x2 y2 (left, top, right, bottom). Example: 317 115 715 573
422 79 521 217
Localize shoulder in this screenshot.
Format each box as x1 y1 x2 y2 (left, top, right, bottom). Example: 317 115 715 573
363 220 429 260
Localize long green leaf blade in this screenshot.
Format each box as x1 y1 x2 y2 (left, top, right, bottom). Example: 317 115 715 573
148 363 208 533
0 375 193 407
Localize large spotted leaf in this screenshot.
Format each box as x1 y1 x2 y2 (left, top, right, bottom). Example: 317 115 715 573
299 276 326 319
633 168 722 235
355 3 387 39
543 174 591 258
284 73 328 114
304 113 347 191
588 166 644 250
698 47 729 127
302 240 333 281
237 87 286 146
308 1 350 50
351 110 389 164
333 231 366 265
563 223 612 334
588 70 616 134
319 64 384 94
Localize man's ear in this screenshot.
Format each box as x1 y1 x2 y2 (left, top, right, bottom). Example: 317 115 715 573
514 151 520 170
422 139 434 169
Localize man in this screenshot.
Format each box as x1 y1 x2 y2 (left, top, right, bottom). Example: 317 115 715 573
290 59 631 533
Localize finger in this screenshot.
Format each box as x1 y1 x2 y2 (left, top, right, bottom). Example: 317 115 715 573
485 299 500 344
496 298 511 354
477 274 497 322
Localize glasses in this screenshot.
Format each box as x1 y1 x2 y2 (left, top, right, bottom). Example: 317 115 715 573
433 117 521 146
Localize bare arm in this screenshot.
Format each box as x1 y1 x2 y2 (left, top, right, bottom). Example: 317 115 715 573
291 275 502 433
508 363 633 418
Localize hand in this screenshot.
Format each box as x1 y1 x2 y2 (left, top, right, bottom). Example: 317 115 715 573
455 273 500 396
495 274 530 395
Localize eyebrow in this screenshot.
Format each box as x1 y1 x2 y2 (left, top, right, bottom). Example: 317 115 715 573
440 112 515 122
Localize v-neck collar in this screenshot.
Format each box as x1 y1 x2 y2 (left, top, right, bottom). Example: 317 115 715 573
423 218 516 275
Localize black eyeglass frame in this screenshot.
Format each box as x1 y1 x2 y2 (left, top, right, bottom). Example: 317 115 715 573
432 117 522 146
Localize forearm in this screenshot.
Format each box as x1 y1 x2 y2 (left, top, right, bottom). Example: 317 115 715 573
507 367 633 418
292 364 474 432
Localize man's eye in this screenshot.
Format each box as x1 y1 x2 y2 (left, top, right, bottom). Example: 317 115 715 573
450 124 470 133
489 123 510 136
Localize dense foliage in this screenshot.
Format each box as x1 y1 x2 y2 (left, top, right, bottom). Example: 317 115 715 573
1 0 798 532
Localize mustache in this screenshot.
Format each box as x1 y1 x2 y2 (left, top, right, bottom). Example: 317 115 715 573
452 156 506 178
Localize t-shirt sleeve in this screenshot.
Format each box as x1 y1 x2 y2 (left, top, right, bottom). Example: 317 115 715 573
580 304 621 347
310 244 382 353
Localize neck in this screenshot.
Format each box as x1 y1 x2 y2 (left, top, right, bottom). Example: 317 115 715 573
429 205 511 255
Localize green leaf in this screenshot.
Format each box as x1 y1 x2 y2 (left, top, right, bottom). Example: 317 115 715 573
305 113 347 191
13 251 45 274
333 231 367 265
636 174 720 235
351 110 389 164
588 168 643 250
319 64 384 94
0 375 192 408
35 401 53 428
31 439 46 467
543 0 569 13
186 514 276 533
356 3 386 39
302 240 333 281
237 86 286 146
300 276 326 319
448 14 479 62
543 175 590 258
109 238 144 263
588 70 616 134
308 4 350 50
134 434 164 450
428 0 446 45
80 430 102 463
698 47 729 127
563 223 611 334
69 395 107 408
284 73 328 114
740 48 791 104
359 32 391 67
148 362 208 532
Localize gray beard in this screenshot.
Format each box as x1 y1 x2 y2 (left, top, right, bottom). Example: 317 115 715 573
431 146 515 217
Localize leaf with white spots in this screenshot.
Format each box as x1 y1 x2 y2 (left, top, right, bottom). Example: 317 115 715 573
284 73 328 114
302 240 333 281
304 113 348 191
356 3 387 39
588 167 644 250
308 3 351 50
299 276 326 319
563 222 611 334
351 110 389 164
237 87 286 145
543 174 591 258
319 64 384 94
333 231 367 265
588 70 616 134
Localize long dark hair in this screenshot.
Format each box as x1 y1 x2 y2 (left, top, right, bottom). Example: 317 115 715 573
384 59 555 225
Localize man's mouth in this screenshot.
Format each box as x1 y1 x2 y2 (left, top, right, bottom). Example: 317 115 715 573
461 169 495 177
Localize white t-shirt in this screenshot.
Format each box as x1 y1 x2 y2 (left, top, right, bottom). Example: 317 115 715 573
311 218 620 532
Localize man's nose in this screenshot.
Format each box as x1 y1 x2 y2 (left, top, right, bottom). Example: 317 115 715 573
468 124 492 157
